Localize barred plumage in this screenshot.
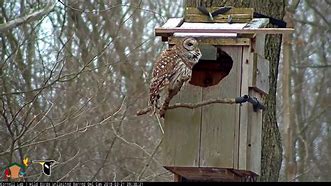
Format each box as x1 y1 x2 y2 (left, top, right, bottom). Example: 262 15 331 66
149 37 202 116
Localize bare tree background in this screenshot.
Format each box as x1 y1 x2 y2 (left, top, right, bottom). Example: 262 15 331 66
0 0 330 182
278 0 331 182
0 0 183 181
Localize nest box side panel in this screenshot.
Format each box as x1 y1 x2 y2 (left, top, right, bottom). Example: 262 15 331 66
239 47 264 175
246 89 263 175
199 46 242 168
163 84 202 167
251 53 269 94
253 34 266 57
238 46 252 170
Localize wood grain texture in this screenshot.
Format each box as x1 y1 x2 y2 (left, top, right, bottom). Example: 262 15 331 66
184 7 253 23
238 46 251 170
185 7 254 15
252 53 269 95
162 83 202 166
199 46 242 168
161 18 184 28
246 89 263 174
165 166 258 182
169 37 251 46
185 15 252 23
175 0 285 182
253 33 266 57
155 27 294 36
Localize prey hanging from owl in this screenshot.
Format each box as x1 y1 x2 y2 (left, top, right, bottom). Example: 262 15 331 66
149 37 202 117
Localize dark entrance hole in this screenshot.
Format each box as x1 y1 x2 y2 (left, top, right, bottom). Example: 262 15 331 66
189 47 233 87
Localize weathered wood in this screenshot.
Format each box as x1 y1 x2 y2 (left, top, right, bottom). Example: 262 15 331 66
185 15 252 23
185 7 254 15
162 84 202 166
190 47 234 87
165 166 258 182
199 45 217 60
238 46 252 170
174 32 238 38
162 0 285 182
243 18 269 29
158 11 272 180
157 18 184 41
199 46 242 168
174 21 246 37
246 89 263 175
169 36 251 46
184 7 253 23
251 53 269 95
155 27 294 37
244 18 268 57
161 18 184 28
252 33 266 56
173 174 182 182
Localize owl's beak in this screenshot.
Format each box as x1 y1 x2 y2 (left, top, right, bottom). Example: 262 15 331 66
193 53 200 60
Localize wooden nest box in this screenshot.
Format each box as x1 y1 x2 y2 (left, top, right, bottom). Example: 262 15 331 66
154 7 292 182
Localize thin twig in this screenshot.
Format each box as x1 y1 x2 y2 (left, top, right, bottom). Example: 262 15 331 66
110 122 162 167
137 135 164 181
168 97 237 109
56 161 81 182
155 115 164 134
0 0 55 32
136 97 237 116
0 97 125 156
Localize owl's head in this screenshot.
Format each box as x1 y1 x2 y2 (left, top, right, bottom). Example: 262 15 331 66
181 37 202 64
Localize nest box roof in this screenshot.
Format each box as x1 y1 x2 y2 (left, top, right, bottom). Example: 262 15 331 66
155 18 293 38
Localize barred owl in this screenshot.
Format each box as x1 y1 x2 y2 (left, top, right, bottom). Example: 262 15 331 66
149 37 202 116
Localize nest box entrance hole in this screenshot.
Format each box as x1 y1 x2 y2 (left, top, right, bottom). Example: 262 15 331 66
190 46 233 87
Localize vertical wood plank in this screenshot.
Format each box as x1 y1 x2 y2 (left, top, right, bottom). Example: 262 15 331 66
252 53 269 94
163 84 202 167
238 46 253 170
246 89 263 175
254 34 266 57
199 46 242 168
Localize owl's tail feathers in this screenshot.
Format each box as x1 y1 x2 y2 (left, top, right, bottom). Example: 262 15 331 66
136 105 153 116
150 105 158 116
149 99 160 116
136 98 159 116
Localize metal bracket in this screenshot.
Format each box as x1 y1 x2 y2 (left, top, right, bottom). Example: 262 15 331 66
235 95 265 112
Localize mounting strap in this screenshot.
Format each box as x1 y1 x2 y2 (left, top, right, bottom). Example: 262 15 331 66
235 95 265 112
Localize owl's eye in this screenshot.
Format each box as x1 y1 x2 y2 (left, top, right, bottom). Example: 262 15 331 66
187 42 193 46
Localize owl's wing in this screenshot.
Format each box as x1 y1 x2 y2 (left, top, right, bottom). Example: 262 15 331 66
152 48 178 78
149 48 179 105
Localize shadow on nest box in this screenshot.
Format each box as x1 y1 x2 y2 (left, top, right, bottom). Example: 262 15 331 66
189 48 233 87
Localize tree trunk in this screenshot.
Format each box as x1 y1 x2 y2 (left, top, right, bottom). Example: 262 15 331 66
283 1 298 181
185 0 285 181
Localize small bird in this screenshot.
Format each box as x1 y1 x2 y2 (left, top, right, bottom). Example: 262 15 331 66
149 37 202 117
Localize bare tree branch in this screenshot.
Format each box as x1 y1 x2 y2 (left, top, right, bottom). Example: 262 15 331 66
136 97 237 116
0 1 55 32
137 135 164 181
